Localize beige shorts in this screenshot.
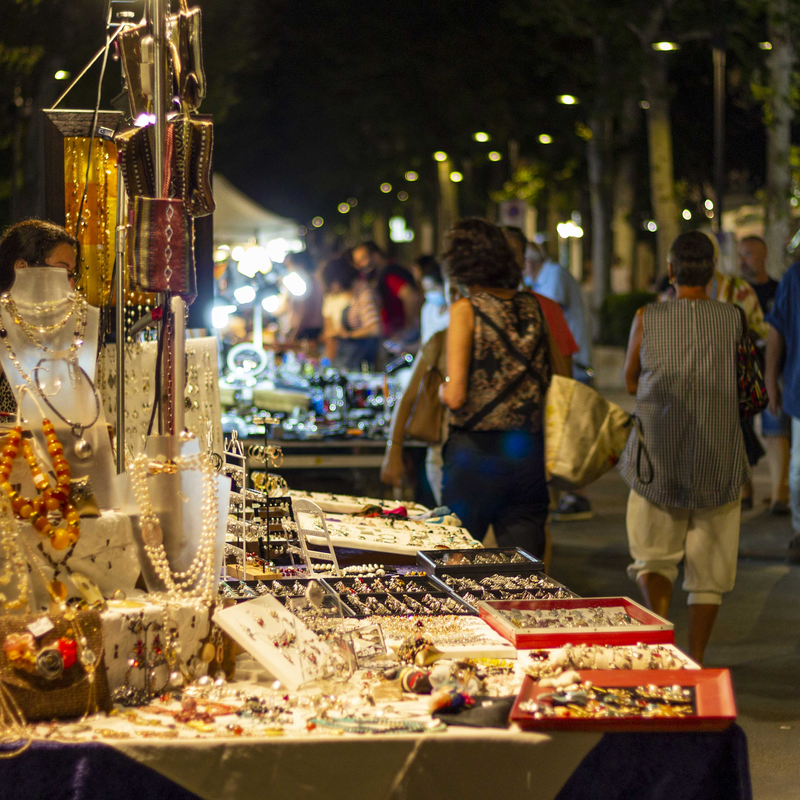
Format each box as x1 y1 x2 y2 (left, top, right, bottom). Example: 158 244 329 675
626 490 741 605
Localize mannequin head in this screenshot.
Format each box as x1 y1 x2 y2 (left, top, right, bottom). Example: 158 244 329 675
0 219 77 292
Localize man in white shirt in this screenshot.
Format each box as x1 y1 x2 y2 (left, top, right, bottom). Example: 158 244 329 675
526 243 592 383
525 243 593 520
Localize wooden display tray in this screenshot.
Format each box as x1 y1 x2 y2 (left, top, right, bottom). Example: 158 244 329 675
478 597 674 649
510 669 736 732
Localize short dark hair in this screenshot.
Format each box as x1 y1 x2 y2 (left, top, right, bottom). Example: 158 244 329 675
415 255 442 284
321 257 358 292
442 218 521 290
353 241 385 258
668 231 715 287
0 219 77 292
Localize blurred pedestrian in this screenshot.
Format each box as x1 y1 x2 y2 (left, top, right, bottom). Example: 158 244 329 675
412 255 450 345
522 239 593 521
439 218 553 558
765 259 800 562
738 235 790 514
621 231 748 665
282 250 324 346
320 257 381 371
352 241 421 344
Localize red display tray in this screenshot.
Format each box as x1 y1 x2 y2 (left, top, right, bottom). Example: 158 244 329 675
478 597 674 649
510 669 736 732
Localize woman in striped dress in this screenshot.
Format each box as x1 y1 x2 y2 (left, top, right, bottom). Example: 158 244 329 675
620 231 748 665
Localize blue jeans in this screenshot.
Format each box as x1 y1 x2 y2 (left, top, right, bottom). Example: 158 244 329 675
791 418 800 532
442 429 549 558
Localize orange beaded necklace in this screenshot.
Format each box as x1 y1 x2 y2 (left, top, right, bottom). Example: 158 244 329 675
0 418 80 550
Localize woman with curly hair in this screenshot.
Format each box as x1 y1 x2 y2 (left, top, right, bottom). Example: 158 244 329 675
438 218 554 557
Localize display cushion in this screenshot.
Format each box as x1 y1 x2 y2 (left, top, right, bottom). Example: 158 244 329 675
0 610 111 721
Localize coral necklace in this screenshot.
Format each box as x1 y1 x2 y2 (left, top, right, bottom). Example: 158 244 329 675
0 418 79 551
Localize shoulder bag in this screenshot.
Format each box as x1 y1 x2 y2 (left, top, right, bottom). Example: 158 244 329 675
404 331 446 444
735 306 769 418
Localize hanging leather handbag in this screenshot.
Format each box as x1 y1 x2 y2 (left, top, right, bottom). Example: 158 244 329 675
0 609 111 721
735 307 769 418
168 0 207 111
405 331 446 444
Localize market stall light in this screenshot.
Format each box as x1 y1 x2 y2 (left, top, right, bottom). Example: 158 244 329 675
704 199 714 210
338 202 350 214
652 41 680 51
236 246 272 278
282 272 307 297
538 134 553 144
473 132 490 142
646 220 658 232
380 183 392 193
233 285 256 305
134 112 156 127
231 246 245 262
557 94 579 105
433 151 448 162
449 171 463 183
488 151 503 161
397 190 409 201
759 41 773 50
265 237 299 263
211 304 236 329
347 197 358 206
213 245 230 262
389 217 414 242
261 294 282 314
682 209 692 220
557 221 584 239
54 70 71 81
404 171 418 182
311 217 324 228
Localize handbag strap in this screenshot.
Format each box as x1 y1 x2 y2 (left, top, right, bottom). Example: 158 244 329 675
632 415 654 485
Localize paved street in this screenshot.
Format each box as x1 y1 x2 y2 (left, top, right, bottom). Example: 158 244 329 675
548 396 800 799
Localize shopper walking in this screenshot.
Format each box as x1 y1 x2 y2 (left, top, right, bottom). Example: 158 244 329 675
738 235 791 514
765 259 800 563
439 218 553 559
621 231 748 665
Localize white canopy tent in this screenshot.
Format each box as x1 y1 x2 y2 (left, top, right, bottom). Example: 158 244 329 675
212 174 299 248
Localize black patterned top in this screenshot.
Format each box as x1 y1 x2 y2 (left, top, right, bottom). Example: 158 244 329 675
450 291 551 433
0 372 16 416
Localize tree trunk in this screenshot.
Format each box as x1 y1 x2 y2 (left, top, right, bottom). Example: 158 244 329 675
612 95 640 289
642 53 680 277
765 0 794 278
588 113 613 309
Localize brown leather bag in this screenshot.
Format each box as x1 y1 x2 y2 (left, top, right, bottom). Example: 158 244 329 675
405 331 446 444
0 610 111 722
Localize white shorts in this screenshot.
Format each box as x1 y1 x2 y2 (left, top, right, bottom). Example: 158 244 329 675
625 490 741 606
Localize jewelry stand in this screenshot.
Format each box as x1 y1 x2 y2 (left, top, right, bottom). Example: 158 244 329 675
0 267 119 509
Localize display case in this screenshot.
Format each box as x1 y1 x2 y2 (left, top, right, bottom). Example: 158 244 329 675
417 547 544 576
478 597 674 648
432 572 577 605
510 669 736 732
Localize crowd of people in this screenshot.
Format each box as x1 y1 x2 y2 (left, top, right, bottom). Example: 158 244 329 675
268 218 800 666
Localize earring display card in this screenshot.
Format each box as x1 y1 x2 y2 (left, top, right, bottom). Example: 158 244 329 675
510 669 736 732
212 594 336 690
479 597 674 649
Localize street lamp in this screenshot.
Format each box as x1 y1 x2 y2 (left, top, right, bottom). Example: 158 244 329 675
472 132 490 142
449 171 463 183
433 151 448 162
557 94 579 105
538 134 553 144
652 41 680 51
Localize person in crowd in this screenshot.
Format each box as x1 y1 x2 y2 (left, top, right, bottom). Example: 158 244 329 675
438 218 554 559
738 236 790 514
352 241 421 343
706 247 769 511
380 276 460 507
765 259 800 563
621 231 748 665
412 255 450 346
521 239 592 521
503 227 579 377
282 251 324 346
319 257 380 371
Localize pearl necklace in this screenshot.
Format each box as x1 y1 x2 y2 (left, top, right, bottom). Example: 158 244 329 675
0 491 29 611
127 451 219 609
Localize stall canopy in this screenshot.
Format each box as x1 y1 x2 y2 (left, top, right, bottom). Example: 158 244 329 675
212 174 299 246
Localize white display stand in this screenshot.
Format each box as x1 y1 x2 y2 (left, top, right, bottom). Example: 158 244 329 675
0 267 119 508
213 594 336 690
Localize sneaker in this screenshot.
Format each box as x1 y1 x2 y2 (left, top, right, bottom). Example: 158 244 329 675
771 501 791 516
789 533 800 565
552 493 593 521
